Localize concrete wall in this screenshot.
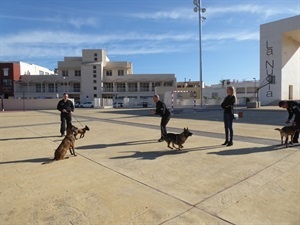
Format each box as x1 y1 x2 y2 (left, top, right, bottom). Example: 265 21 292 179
1 99 74 111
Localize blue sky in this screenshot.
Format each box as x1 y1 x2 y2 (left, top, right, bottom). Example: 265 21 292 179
0 0 299 85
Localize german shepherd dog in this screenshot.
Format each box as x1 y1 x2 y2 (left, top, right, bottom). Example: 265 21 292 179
274 125 299 148
164 127 193 150
42 126 76 164
73 125 90 140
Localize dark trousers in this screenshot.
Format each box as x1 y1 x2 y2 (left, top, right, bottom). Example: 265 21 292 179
60 113 72 135
224 113 234 142
293 120 300 142
160 115 171 139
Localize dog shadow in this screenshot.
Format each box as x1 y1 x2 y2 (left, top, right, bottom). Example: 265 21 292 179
207 144 288 156
110 149 188 160
76 139 159 150
0 157 51 165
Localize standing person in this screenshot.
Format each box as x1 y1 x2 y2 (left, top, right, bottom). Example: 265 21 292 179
278 100 300 143
151 94 171 142
57 93 74 137
221 86 236 146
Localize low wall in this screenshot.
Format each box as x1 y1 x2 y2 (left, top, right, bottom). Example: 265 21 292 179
0 99 74 111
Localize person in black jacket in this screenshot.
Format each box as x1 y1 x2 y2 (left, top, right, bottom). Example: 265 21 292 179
57 93 74 137
278 100 300 143
151 94 171 142
221 86 236 146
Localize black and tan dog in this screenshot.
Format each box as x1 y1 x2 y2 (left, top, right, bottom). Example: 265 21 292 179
73 125 90 140
274 125 299 148
42 126 76 164
164 127 193 150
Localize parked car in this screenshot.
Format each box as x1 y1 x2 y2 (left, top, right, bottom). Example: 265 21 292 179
75 102 81 108
113 102 123 108
80 101 94 108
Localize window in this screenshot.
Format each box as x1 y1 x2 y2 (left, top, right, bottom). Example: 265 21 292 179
42 84 46 92
75 70 81 77
62 70 68 77
36 83 41 93
152 82 161 91
39 70 44 75
2 79 12 87
49 84 55 93
106 70 112 76
116 83 125 92
128 83 137 92
118 70 124 76
73 83 80 92
3 68 9 76
94 58 98 61
94 53 97 57
164 81 173 87
93 80 97 83
246 87 255 93
93 86 97 90
93 66 96 69
93 70 97 74
93 74 96 78
140 82 149 92
94 94 97 97
104 82 113 92
236 87 245 94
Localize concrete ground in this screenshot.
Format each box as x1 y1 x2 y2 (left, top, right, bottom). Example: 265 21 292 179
0 106 299 225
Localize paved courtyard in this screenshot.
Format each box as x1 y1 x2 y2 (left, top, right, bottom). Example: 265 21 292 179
0 106 299 225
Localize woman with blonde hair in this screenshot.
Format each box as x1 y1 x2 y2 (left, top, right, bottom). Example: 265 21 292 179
221 86 236 146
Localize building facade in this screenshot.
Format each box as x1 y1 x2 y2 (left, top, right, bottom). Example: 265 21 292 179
13 49 176 107
260 15 300 105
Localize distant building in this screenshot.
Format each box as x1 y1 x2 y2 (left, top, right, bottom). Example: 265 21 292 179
260 15 300 105
0 61 54 98
12 49 176 107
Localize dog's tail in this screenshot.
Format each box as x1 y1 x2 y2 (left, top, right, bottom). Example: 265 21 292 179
274 128 281 132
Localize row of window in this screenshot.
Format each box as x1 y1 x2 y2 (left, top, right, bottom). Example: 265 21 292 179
60 68 126 77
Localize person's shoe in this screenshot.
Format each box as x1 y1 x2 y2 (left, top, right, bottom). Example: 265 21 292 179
222 141 228 145
293 140 299 144
227 142 233 146
158 138 164 142
60 133 64 137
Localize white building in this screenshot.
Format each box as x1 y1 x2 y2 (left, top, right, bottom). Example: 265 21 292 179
260 15 300 105
18 61 55 75
15 49 176 107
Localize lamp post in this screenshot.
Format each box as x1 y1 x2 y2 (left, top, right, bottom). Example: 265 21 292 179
253 78 257 102
63 76 66 93
193 0 206 107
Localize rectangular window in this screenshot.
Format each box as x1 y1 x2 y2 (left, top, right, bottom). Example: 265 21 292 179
75 70 81 77
106 70 112 76
42 84 46 92
2 79 12 87
39 70 44 75
36 83 41 93
140 82 149 92
104 83 113 92
62 70 68 77
246 87 255 93
118 70 124 76
49 83 55 93
128 83 137 92
3 68 9 76
116 83 125 92
73 83 80 92
152 82 161 91
93 66 96 69
94 94 97 97
93 74 96 78
93 86 97 90
236 87 245 94
164 81 173 87
93 80 97 83
94 58 97 61
94 53 97 57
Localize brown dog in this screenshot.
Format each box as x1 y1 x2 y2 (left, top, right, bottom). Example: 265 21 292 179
164 127 193 150
42 126 76 164
73 125 90 140
274 125 299 148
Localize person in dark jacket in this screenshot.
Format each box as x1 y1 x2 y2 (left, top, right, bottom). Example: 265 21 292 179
152 94 171 142
221 86 236 146
278 100 300 143
57 93 74 137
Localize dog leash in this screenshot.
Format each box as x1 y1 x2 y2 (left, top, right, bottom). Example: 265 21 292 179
72 114 84 127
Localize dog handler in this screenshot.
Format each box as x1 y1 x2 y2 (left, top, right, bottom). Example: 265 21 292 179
152 94 171 142
57 93 74 137
278 100 300 143
221 86 237 146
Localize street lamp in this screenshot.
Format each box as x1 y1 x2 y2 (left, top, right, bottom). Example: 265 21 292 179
63 76 66 93
253 78 256 102
193 0 206 107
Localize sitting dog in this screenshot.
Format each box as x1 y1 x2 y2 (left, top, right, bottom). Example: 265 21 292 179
274 125 299 148
42 126 76 164
164 127 193 150
73 125 90 140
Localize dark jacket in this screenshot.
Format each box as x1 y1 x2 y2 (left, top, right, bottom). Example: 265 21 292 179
221 95 236 114
291 104 300 124
286 101 300 121
57 99 74 115
155 100 170 117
